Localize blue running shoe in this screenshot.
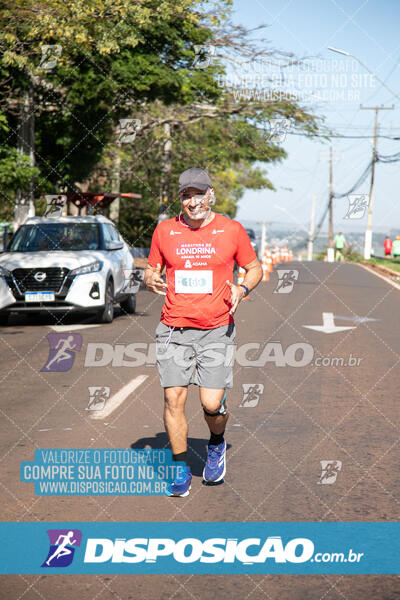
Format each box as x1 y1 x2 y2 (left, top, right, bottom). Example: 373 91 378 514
166 465 192 497
203 440 226 482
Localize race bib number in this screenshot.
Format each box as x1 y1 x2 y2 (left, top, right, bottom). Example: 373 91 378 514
175 270 213 294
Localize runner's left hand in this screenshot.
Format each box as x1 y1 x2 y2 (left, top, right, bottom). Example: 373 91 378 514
226 280 246 315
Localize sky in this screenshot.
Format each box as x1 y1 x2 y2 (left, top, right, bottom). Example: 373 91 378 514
229 0 400 236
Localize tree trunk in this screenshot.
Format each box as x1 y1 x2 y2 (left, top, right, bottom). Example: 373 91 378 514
14 79 35 229
109 137 121 223
158 122 172 223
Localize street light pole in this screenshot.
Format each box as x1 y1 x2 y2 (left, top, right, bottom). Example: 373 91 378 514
329 146 334 249
328 47 400 103
307 194 316 261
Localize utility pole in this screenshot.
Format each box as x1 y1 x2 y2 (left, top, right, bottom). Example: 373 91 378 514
307 194 316 261
328 146 334 248
360 105 394 259
319 148 340 262
256 221 272 259
260 221 266 260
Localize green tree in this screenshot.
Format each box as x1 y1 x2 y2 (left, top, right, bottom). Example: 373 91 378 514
0 0 225 220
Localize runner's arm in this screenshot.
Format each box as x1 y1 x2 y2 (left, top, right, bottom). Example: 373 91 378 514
227 258 262 315
241 258 263 293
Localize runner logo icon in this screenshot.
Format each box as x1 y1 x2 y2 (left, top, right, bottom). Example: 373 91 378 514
343 194 369 220
318 460 342 484
240 384 264 407
87 386 111 411
42 529 82 568
41 333 82 372
274 270 299 294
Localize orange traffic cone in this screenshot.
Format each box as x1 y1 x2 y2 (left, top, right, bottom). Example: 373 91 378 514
261 249 270 281
265 246 273 272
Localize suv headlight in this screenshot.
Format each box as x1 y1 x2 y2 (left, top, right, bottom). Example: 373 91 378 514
0 266 11 278
70 261 103 276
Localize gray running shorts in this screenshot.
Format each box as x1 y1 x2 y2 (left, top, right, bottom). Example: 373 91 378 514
155 322 236 389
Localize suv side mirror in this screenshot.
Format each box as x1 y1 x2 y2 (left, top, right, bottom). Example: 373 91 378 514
106 240 124 251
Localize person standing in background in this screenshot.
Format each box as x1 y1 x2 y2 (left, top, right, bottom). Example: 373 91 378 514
392 236 400 259
383 236 393 257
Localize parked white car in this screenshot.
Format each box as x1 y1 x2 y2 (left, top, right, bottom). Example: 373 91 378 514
0 215 140 325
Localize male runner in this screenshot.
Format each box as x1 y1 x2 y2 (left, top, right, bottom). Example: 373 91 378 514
334 232 348 261
144 167 262 496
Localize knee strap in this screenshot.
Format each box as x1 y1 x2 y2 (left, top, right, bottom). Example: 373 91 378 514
203 391 227 416
203 406 220 416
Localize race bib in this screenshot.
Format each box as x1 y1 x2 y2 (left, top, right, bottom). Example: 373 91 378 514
175 270 213 294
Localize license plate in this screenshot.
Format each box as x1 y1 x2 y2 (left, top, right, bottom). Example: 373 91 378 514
25 291 55 303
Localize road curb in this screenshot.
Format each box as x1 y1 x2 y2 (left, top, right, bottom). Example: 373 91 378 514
357 261 400 290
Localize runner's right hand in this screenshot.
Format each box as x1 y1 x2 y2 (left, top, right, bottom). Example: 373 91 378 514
145 263 168 296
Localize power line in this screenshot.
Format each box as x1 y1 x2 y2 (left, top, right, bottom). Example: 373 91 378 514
333 160 373 199
287 132 400 140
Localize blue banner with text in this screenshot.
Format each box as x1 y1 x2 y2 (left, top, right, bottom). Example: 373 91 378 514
0 522 398 574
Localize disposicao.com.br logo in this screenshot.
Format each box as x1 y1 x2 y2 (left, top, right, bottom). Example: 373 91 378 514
83 536 363 566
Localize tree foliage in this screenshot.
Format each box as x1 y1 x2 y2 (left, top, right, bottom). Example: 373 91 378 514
0 0 321 236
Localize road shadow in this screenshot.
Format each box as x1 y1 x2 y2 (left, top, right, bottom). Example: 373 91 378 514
2 307 148 328
130 432 231 478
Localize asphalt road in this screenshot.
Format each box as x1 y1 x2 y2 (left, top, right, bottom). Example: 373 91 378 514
0 261 399 599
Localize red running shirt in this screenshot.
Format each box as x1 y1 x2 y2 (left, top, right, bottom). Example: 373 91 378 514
384 238 392 253
148 213 257 329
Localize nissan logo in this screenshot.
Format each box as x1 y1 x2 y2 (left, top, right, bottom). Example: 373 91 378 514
34 271 47 282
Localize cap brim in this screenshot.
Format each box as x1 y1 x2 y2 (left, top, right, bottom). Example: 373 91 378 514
178 183 210 194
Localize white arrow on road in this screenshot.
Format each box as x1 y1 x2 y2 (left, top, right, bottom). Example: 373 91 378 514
303 312 356 334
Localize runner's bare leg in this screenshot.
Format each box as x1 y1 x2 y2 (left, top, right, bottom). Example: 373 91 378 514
164 386 188 454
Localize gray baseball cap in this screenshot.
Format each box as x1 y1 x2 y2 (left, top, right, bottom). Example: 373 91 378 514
178 168 212 193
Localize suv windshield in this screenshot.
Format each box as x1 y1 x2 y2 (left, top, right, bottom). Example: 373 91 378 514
9 223 100 252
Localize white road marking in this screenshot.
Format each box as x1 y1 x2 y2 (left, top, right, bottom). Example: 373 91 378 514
49 324 102 332
38 427 72 432
303 312 356 334
90 375 148 420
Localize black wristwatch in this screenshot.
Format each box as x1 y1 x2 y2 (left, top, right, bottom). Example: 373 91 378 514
239 284 249 297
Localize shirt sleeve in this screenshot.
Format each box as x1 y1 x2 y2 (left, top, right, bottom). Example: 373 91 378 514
234 222 258 267
147 225 165 268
